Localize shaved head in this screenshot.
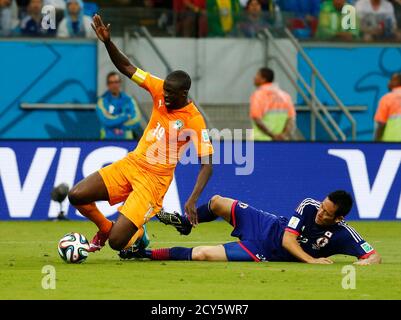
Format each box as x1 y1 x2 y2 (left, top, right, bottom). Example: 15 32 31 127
165 70 191 91
163 70 191 109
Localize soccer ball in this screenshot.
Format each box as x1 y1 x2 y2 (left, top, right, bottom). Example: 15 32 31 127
58 232 90 264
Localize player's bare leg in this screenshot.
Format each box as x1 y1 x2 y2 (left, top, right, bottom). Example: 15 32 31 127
108 213 140 251
119 244 232 261
156 194 236 234
208 195 236 223
192 245 228 261
68 171 113 252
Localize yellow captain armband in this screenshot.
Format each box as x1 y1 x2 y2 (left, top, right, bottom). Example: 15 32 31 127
131 68 148 85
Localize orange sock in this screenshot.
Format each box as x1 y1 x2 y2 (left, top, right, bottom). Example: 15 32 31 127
123 228 144 250
75 203 112 233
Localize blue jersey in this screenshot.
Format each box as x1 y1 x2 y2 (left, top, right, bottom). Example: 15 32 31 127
283 198 376 261
226 199 376 262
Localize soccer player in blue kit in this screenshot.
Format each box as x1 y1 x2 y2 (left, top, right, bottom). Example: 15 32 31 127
120 190 381 265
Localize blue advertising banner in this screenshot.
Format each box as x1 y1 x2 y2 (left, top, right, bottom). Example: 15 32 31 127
0 40 99 139
0 141 400 221
298 46 401 141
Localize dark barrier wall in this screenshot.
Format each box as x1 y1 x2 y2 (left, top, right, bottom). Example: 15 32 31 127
0 141 400 220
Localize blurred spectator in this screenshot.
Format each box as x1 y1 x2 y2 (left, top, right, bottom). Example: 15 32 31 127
96 72 144 140
152 0 173 7
389 0 401 28
20 0 56 36
180 0 207 37
0 0 18 36
250 67 296 141
44 0 66 24
16 0 29 18
356 0 401 41
173 0 185 34
43 0 65 10
57 0 95 38
207 0 241 36
374 73 401 142
277 0 320 38
238 0 269 37
258 0 273 11
316 0 360 40
242 0 272 10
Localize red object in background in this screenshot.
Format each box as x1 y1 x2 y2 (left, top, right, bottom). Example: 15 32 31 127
289 18 306 29
174 0 206 11
191 0 206 9
174 0 186 12
289 17 318 36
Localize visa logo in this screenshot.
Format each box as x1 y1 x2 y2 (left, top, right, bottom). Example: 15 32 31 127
329 149 401 219
0 147 181 219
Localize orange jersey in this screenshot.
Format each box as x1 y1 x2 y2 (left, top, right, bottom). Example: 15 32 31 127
374 87 401 123
250 83 296 120
129 69 214 175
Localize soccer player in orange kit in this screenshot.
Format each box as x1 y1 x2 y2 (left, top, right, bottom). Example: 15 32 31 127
67 14 214 253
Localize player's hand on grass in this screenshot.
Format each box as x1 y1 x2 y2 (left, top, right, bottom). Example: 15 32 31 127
185 198 198 226
353 259 371 266
91 14 111 43
308 257 333 264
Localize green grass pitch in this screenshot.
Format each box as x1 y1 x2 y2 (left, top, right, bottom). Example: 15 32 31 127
0 220 400 300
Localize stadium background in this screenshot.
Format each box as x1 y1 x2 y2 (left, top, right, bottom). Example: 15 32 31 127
1 0 401 302
0 1 400 221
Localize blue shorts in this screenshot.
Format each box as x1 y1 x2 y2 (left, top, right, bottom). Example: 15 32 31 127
223 200 283 262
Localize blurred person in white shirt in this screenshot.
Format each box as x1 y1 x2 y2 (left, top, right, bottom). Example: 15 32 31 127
356 0 401 41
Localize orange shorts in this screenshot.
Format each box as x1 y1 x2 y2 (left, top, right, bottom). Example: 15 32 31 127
98 156 173 228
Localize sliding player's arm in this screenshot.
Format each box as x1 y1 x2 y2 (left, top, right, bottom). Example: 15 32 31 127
282 231 333 264
354 252 382 266
337 228 381 266
283 200 333 264
92 14 137 79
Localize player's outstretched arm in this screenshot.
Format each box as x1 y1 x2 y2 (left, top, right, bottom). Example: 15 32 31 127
354 252 382 266
185 155 213 226
282 231 333 264
91 14 137 79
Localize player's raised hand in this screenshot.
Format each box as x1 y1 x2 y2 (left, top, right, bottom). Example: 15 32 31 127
91 14 111 43
185 199 198 226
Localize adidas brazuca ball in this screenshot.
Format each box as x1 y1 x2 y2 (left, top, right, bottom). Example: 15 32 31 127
58 232 90 263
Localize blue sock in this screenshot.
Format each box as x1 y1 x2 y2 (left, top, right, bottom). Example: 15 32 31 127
147 247 193 260
196 201 217 223
170 247 193 260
